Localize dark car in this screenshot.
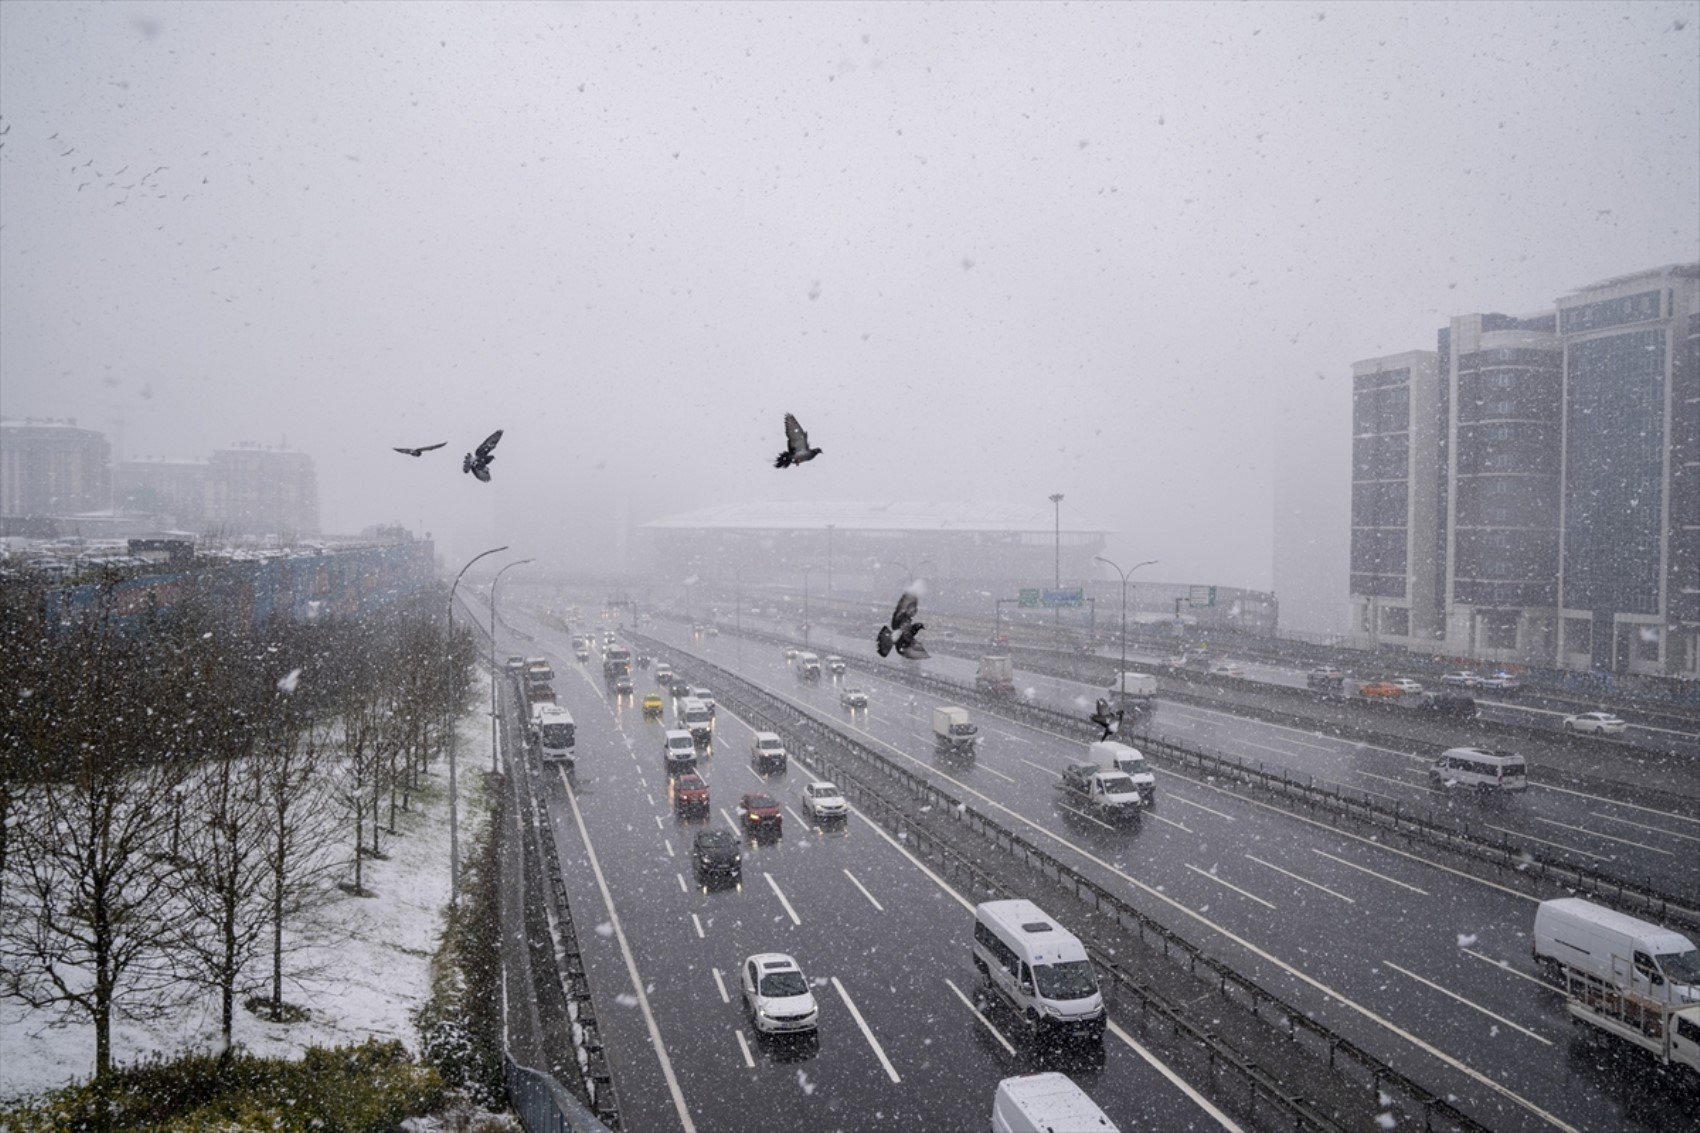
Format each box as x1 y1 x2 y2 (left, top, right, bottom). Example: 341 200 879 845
692 829 742 882
739 792 783 837
670 677 691 699
673 772 710 815
614 674 634 695
1413 692 1478 719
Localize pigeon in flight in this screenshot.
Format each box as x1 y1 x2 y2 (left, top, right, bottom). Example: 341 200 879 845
393 442 447 457
876 590 929 660
463 429 503 482
1089 698 1123 742
774 413 822 469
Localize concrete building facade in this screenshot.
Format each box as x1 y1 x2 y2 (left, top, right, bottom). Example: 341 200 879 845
0 418 112 518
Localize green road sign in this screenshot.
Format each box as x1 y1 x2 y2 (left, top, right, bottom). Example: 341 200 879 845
1018 588 1041 608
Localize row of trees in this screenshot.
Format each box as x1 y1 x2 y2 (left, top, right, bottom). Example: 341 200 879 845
0 581 479 1081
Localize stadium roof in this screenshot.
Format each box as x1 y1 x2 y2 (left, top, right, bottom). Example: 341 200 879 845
640 501 1111 535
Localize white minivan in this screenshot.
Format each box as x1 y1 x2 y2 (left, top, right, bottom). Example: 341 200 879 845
972 899 1105 1043
1428 747 1526 794
533 705 576 765
991 1073 1118 1133
1534 898 1700 1006
675 697 714 744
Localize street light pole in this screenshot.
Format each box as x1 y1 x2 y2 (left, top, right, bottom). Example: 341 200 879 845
447 546 506 905
1095 556 1158 681
1050 493 1064 627
490 558 534 774
826 524 835 604
802 565 816 649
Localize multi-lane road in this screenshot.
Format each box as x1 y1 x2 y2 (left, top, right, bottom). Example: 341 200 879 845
492 600 1697 1132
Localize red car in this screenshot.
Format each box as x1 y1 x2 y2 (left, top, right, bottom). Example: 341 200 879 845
739 792 783 836
674 772 709 815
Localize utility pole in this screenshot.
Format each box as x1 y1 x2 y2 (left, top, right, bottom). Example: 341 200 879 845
1050 493 1064 628
490 558 533 774
447 546 506 905
1095 555 1158 683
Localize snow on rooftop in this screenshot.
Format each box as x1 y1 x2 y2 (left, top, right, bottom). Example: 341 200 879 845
642 501 1110 534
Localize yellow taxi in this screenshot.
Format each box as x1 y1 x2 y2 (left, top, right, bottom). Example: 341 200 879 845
642 693 665 718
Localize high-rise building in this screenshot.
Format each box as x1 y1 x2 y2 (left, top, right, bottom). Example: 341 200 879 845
204 444 319 536
1348 263 1700 678
0 418 112 518
113 458 209 528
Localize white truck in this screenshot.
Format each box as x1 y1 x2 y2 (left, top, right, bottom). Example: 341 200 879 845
796 652 822 682
932 706 979 761
533 705 576 766
1563 972 1700 1076
1533 898 1700 1006
1106 671 1157 718
1089 741 1155 805
1055 763 1143 825
975 655 1017 698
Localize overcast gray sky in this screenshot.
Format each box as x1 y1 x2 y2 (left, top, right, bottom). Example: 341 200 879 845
3 1 1696 629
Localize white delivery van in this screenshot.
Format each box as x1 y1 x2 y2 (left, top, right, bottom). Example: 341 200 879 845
534 705 576 766
972 899 1105 1043
991 1073 1118 1133
1534 898 1700 1006
676 697 714 744
1089 741 1155 805
1427 747 1527 794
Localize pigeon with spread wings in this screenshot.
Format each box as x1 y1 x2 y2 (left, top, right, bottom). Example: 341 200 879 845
393 442 446 457
774 413 822 469
463 430 503 482
1089 698 1123 741
876 589 929 660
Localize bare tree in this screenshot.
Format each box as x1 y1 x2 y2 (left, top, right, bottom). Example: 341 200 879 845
252 715 339 1020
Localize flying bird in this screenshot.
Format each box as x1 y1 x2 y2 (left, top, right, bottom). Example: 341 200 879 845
1089 698 1124 741
774 413 822 469
463 429 503 482
393 442 447 457
876 590 928 660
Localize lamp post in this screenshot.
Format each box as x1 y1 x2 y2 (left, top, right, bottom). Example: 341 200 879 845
490 558 534 774
890 559 933 592
802 564 817 649
826 524 835 604
447 546 506 906
1049 493 1064 627
1095 555 1158 683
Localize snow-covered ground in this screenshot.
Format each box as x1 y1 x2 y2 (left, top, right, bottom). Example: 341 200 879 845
0 712 495 1104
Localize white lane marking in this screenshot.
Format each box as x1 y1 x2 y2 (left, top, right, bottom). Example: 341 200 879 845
1106 1019 1245 1132
676 872 688 894
844 799 974 913
664 840 676 858
1461 947 1549 986
1310 849 1430 895
1530 779 1700 822
692 913 705 939
942 977 1015 1055
1162 793 1237 821
555 768 697 1133
764 872 802 926
1244 854 1355 903
976 761 1018 784
1144 810 1194 833
1056 801 1115 831
843 868 885 912
1527 815 1673 855
832 977 901 1083
719 807 741 835
1482 824 1610 863
1588 811 1700 843
712 967 730 1004
1018 757 1060 776
676 632 1573 1130
653 815 664 831
649 792 657 808
785 804 812 829
1382 961 1552 1046
734 1028 755 1069
1184 863 1275 909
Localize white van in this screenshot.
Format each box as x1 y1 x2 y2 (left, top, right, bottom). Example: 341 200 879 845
972 899 1105 1043
1534 898 1700 1006
676 697 713 744
1089 741 1155 805
534 705 576 765
662 729 698 774
1428 747 1526 794
991 1073 1118 1133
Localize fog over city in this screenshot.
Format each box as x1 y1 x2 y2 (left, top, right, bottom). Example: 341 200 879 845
2 1 1695 630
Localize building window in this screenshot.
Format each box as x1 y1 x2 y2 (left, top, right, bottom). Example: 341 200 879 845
1379 606 1410 637
1564 617 1592 654
1634 625 1661 662
1480 611 1519 650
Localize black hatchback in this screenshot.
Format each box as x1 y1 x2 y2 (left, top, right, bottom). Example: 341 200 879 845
692 829 742 883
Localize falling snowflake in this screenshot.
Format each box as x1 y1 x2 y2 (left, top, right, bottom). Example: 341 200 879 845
595 922 614 938
615 993 638 1008
276 668 301 694
1456 933 1478 948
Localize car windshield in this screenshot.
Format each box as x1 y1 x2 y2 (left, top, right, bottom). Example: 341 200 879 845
758 739 781 750
1657 949 1700 984
746 796 776 810
759 971 808 998
1033 960 1098 1001
1099 774 1136 793
812 786 840 799
539 724 574 746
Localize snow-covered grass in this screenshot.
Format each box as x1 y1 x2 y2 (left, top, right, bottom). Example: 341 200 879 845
0 712 495 1105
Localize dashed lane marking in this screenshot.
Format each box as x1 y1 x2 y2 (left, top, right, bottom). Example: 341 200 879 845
1244 854 1355 904
1310 849 1429 895
734 1028 755 1069
1162 793 1237 821
842 868 884 912
712 967 730 1004
764 871 802 926
1461 947 1549 986
1382 961 1552 1046
1184 863 1275 910
692 913 705 939
832 977 900 1084
942 977 1015 1056
1107 1019 1246 1133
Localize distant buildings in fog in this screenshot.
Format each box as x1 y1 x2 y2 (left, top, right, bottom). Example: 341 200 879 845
0 420 320 539
1349 262 1698 679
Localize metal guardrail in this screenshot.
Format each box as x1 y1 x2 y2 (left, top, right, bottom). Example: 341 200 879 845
638 630 1487 1133
730 619 1700 926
